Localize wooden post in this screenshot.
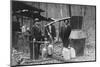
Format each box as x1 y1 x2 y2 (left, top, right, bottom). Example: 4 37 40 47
69 5 71 17
58 4 63 41
32 38 35 60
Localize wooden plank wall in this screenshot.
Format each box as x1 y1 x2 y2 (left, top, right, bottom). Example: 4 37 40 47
12 2 96 53
26 2 96 45
82 6 96 45
27 2 95 44
28 2 95 45
26 2 70 39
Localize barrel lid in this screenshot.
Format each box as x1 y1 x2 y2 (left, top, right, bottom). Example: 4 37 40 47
69 29 87 39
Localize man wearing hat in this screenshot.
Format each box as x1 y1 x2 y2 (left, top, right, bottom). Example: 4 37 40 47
59 19 71 48
30 18 42 60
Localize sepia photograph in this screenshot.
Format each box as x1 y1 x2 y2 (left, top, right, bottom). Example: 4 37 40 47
11 0 96 67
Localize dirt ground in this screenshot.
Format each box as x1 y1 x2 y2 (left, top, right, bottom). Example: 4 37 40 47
11 39 95 66
18 41 95 65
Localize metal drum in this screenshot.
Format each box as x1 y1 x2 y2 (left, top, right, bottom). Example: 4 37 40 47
69 29 86 56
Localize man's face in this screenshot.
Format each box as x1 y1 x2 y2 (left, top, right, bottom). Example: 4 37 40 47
65 20 68 24
35 22 40 27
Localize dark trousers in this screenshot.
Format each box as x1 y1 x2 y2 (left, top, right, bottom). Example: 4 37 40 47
34 42 41 59
30 42 41 60
62 38 70 48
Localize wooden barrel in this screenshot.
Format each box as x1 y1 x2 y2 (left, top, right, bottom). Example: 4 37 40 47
69 29 86 56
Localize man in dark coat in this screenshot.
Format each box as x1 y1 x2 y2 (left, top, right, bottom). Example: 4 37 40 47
45 23 56 42
59 20 71 48
30 19 42 60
